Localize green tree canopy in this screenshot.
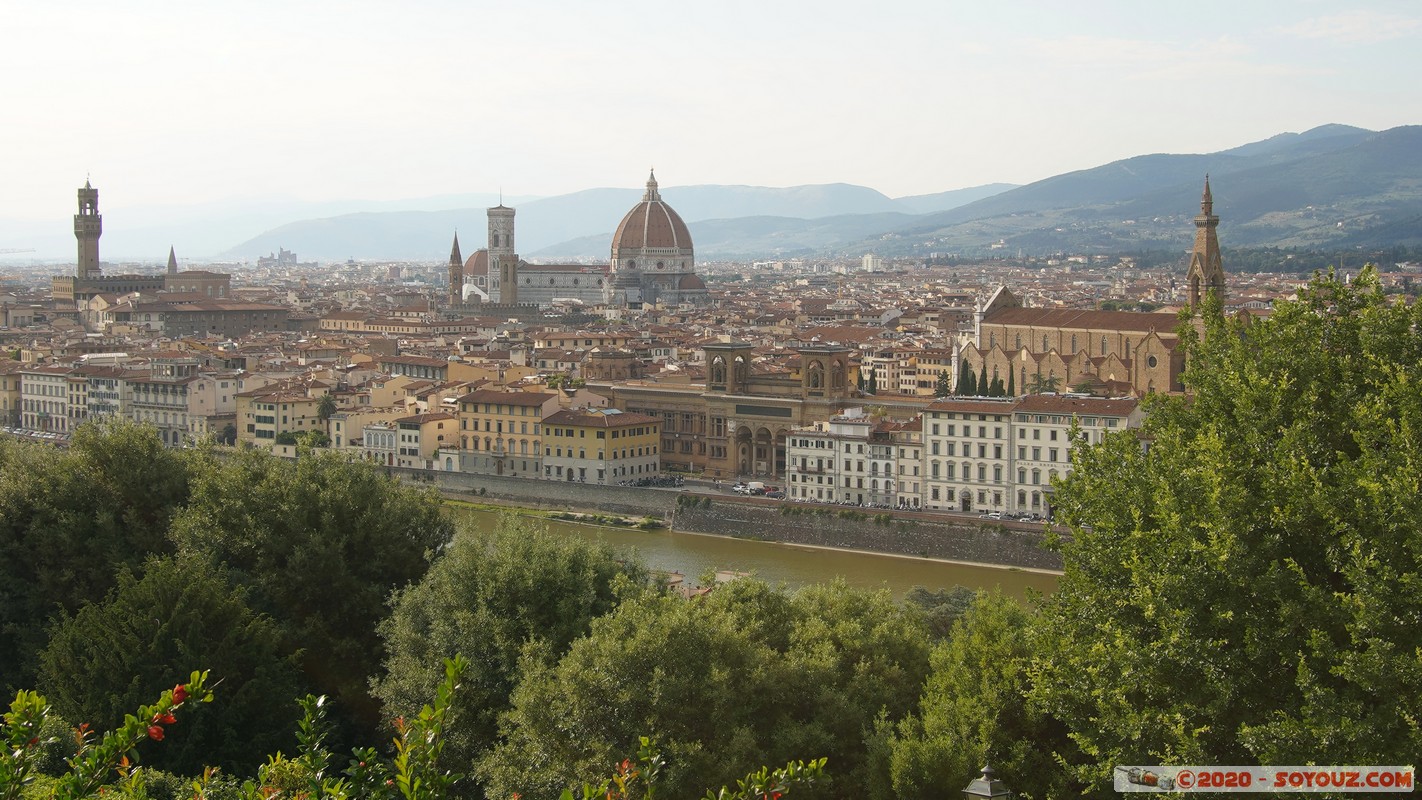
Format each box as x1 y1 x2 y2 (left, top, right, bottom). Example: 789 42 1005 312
1032 269 1422 787
36 555 303 776
0 422 191 694
934 371 950 397
483 579 930 800
886 592 1070 800
169 448 454 738
374 516 646 795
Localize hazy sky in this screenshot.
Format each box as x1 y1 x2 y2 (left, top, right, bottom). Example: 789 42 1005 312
3 0 1420 221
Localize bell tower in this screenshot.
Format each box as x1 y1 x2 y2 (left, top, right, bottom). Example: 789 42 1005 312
488 204 518 304
447 232 464 307
74 180 102 279
1186 176 1226 309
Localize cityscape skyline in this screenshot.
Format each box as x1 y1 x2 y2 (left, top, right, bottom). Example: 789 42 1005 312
4 0 1420 224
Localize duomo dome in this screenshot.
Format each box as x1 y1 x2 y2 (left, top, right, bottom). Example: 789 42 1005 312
606 171 707 307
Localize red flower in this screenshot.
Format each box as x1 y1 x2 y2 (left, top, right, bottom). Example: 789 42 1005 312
160 712 177 725
147 725 165 741
172 684 188 704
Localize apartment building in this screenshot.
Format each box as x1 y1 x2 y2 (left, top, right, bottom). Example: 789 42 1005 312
921 397 1018 513
785 410 896 506
20 365 73 433
456 389 560 477
540 407 661 484
1010 394 1142 515
391 412 458 469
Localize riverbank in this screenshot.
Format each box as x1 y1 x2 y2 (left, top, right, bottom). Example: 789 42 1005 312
412 466 1064 572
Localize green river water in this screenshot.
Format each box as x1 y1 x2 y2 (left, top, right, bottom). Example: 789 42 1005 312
451 507 1060 599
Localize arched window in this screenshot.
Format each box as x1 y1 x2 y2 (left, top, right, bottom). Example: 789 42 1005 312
1101 336 1108 355
990 333 997 348
1015 334 1021 349
1071 335 1077 352
1042 335 1050 351
808 364 824 389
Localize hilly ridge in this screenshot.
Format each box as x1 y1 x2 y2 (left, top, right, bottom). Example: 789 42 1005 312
209 124 1422 261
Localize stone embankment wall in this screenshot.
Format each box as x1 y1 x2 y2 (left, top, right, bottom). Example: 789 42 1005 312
391 467 680 519
670 501 1063 571
394 467 1063 571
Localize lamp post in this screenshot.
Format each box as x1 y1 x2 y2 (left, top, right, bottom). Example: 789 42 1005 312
962 765 1012 799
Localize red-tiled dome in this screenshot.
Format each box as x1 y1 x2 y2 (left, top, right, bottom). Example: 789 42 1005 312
678 273 706 290
612 171 692 252
463 249 488 276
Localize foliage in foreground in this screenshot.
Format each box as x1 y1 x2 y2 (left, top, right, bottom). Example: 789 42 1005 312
483 579 930 800
374 517 647 797
5 658 823 800
1033 270 1422 789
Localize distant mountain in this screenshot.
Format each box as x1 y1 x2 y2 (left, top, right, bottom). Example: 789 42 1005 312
860 124 1422 257
533 212 923 261
892 184 1020 214
24 123 1417 264
227 183 984 261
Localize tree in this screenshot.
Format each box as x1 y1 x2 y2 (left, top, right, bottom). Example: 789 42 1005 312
958 363 977 396
374 516 645 795
988 377 1005 397
317 393 337 423
902 585 976 641
955 359 978 395
977 364 988 398
0 422 191 695
36 555 302 776
1032 269 1422 787
483 580 931 800
1026 372 1060 394
886 592 1070 800
1006 368 1015 397
933 371 950 398
168 448 454 740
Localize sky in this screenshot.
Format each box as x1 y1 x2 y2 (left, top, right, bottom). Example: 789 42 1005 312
2 0 1420 224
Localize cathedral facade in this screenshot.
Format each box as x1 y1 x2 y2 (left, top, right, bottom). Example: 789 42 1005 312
958 179 1226 397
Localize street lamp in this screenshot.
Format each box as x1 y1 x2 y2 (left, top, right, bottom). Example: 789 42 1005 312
962 765 1012 800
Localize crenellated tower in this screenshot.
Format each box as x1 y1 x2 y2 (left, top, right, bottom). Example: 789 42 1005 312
74 180 102 279
1186 176 1226 309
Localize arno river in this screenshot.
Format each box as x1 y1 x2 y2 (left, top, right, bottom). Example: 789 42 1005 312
452 507 1060 599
